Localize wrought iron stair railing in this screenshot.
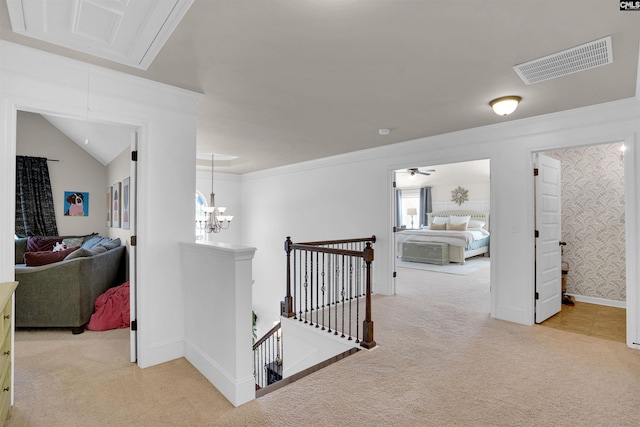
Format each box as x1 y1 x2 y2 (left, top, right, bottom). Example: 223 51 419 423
281 235 376 349
253 321 282 393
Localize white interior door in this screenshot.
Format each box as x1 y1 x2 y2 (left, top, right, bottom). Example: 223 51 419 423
535 153 562 323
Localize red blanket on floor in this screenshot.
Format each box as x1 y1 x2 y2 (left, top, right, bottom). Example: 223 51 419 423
87 282 130 331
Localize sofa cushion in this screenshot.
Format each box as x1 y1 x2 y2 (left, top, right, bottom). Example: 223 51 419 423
15 238 28 264
64 245 107 261
24 246 80 266
26 236 63 253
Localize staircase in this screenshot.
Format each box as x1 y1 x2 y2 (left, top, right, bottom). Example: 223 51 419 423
254 235 376 395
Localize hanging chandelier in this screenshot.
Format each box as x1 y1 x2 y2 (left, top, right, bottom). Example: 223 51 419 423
200 153 232 233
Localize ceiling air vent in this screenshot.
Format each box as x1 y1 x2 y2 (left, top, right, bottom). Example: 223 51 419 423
513 36 612 85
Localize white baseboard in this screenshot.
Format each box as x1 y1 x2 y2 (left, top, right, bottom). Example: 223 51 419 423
566 293 626 308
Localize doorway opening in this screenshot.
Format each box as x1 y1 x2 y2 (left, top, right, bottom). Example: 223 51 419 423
393 159 492 314
534 142 626 343
13 110 138 361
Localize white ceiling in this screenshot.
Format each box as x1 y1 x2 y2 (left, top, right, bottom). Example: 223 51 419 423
41 114 134 165
2 1 639 173
395 159 490 189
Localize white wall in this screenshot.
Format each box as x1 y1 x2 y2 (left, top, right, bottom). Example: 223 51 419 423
16 111 108 237
181 241 256 407
242 98 640 347
0 41 202 368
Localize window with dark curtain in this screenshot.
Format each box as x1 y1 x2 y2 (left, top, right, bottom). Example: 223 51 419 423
15 156 59 237
419 187 432 227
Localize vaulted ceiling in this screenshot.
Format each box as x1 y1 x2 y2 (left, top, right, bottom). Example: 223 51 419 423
2 1 639 173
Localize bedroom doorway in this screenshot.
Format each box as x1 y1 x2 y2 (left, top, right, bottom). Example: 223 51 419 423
13 109 138 361
534 142 627 336
393 159 492 311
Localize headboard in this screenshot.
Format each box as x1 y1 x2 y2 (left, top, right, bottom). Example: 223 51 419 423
428 210 490 232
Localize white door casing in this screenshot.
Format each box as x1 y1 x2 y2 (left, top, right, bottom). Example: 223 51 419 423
535 153 562 323
129 131 138 362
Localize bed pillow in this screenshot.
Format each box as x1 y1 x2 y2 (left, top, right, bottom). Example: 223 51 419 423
24 246 80 266
448 222 467 231
431 216 448 225
468 219 486 229
448 215 471 226
429 222 447 230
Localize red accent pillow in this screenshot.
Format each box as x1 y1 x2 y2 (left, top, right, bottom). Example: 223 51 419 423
26 236 63 253
24 246 80 267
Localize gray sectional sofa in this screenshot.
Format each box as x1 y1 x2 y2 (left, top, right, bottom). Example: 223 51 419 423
14 234 126 333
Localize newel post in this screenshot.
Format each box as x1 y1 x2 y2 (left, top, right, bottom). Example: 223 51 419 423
360 241 376 349
281 236 296 318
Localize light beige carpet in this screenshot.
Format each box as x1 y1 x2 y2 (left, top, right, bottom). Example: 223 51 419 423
8 262 640 426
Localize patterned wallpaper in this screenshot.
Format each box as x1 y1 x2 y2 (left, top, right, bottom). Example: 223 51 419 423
546 143 626 302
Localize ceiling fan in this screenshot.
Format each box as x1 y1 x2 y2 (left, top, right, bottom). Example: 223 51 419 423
405 167 436 176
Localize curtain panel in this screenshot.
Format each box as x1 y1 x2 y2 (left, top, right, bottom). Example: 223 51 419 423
396 188 403 228
15 156 59 237
419 187 432 227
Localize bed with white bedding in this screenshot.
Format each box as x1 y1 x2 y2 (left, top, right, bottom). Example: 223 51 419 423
397 210 490 264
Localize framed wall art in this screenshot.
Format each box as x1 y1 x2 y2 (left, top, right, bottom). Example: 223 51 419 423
64 191 89 216
106 186 112 227
122 177 130 230
112 182 121 228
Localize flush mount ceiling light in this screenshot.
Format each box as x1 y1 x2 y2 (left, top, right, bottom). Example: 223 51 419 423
489 96 521 116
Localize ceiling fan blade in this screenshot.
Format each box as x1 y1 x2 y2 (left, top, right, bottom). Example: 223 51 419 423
417 171 431 175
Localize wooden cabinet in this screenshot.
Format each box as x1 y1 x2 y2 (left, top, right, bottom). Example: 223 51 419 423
0 282 18 423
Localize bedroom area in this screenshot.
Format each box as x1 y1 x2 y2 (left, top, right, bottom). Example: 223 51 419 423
393 159 491 312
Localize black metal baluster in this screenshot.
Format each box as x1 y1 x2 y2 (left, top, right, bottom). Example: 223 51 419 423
356 256 361 343
293 250 298 320
321 253 326 331
334 254 339 335
304 251 309 324
340 255 345 337
298 250 303 321
309 252 314 326
327 253 332 334
348 258 353 340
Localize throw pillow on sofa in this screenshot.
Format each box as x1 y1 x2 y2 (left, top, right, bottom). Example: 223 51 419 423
24 246 80 266
26 236 63 252
62 237 84 248
81 235 103 250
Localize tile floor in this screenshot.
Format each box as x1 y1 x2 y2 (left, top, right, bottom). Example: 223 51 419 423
540 300 626 343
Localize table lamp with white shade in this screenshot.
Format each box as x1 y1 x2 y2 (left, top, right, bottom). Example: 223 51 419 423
407 208 418 229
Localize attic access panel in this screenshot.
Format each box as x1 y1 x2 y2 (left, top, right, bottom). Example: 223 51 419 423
5 0 194 70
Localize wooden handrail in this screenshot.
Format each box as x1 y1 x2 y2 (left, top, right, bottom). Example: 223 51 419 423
298 235 377 247
253 321 281 350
